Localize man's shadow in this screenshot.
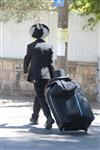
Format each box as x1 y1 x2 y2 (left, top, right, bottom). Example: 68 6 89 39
29 126 62 135
0 123 88 136
29 125 89 136
0 123 31 129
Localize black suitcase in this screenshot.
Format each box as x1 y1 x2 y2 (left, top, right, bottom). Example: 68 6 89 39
47 79 95 132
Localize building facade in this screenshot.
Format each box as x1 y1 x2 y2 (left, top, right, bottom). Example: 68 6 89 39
0 12 99 101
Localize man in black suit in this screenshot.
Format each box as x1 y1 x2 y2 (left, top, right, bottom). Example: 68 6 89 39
23 24 54 129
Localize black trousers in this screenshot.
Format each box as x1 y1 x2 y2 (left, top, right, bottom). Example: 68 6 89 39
32 79 52 120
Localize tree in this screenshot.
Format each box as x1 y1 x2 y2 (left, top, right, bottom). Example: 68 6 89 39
1 0 100 28
56 0 68 74
70 0 100 29
70 0 100 102
0 0 53 22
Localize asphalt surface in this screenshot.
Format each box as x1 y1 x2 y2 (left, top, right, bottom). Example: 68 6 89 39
0 98 100 150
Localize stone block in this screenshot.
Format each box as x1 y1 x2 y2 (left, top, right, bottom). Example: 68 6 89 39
19 81 33 91
0 71 10 80
83 84 96 101
20 72 26 81
3 61 13 71
74 74 83 84
0 61 2 71
14 64 22 72
10 72 16 81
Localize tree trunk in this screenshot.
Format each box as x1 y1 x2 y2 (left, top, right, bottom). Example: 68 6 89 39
96 23 100 102
56 0 68 74
96 58 100 102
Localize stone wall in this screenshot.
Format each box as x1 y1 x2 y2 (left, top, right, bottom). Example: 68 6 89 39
0 58 34 98
68 61 97 101
0 58 97 101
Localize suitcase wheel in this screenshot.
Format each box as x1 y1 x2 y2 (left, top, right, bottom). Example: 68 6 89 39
59 128 63 131
59 127 64 131
84 128 88 133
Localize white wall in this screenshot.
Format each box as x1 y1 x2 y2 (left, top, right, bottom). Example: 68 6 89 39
0 12 99 62
68 13 99 62
0 12 58 59
1 21 32 59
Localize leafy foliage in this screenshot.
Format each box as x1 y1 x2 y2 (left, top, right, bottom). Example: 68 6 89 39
0 0 53 22
0 0 100 28
69 0 100 29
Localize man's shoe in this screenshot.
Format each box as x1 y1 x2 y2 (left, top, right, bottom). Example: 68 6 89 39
30 117 38 125
45 117 54 129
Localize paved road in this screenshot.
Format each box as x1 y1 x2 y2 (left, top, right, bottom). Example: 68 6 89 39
0 99 100 150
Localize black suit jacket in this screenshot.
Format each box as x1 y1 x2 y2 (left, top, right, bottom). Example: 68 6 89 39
23 39 54 82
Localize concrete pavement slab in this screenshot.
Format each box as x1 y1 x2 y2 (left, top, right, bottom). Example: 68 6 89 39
0 99 100 150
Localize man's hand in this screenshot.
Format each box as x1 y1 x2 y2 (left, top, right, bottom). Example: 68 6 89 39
24 73 27 80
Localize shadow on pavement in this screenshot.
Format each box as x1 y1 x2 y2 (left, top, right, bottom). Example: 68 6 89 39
1 123 100 150
0 122 95 136
0 122 89 135
29 126 88 136
0 123 31 129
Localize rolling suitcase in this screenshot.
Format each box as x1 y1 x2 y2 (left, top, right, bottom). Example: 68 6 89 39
47 78 95 132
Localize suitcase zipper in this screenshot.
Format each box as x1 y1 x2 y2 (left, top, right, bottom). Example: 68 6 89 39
48 94 62 122
75 94 83 116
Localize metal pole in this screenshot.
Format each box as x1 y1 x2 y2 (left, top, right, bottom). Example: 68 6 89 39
96 58 100 102
96 22 100 102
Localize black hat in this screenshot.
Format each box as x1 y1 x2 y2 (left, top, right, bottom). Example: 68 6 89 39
29 23 50 39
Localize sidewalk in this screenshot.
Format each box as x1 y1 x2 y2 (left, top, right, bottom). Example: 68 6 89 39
0 97 100 150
